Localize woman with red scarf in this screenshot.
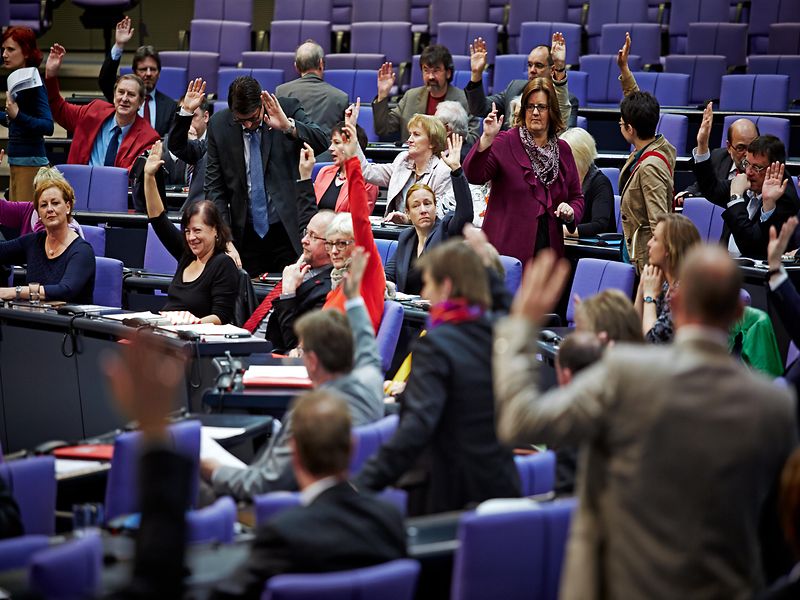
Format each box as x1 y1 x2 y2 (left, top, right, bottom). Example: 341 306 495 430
353 240 520 515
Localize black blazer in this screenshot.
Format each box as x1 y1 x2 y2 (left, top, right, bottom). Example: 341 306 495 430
165 112 207 207
385 168 473 293
203 101 328 256
354 317 521 515
210 481 407 600
98 53 177 137
266 265 333 353
683 147 734 197
576 164 616 237
692 154 800 258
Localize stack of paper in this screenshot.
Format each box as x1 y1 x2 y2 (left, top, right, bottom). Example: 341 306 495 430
7 67 42 99
243 364 312 388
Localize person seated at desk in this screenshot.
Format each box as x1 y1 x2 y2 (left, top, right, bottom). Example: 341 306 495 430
322 122 385 333
634 214 701 344
559 127 616 238
385 133 472 295
354 240 520 516
201 249 385 501
143 141 239 325
574 289 644 344
310 122 378 213
0 178 95 303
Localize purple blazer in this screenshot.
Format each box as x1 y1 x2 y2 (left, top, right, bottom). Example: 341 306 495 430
463 128 584 262
0 199 84 237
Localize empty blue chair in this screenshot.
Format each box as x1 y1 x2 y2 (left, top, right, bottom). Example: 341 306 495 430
358 105 379 143
195 0 254 22
241 51 296 82
312 161 334 182
629 71 690 107
748 55 800 106
514 451 556 496
160 50 221 96
663 54 726 106
56 164 92 211
351 22 413 69
437 22 498 64
452 70 489 90
93 257 123 307
719 74 789 112
352 0 411 23
748 0 800 55
493 54 527 92
718 115 790 154
186 496 236 544
0 535 50 571
681 196 725 243
143 223 179 275
585 0 648 53
575 115 588 130
520 22 581 66
565 258 636 325
0 456 55 535
566 70 587 108
351 414 399 474
273 0 333 20
769 23 800 55
655 113 689 157
325 69 378 102
507 0 568 53
270 20 332 54
29 532 102 600
88 166 129 212
375 238 398 266
325 53 386 70
499 255 522 295
376 301 404 373
667 0 728 54
687 23 747 70
265 558 420 599
600 22 660 67
579 54 643 107
600 167 620 195
81 224 106 257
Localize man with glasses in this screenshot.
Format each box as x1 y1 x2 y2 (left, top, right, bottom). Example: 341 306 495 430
372 44 479 144
204 75 328 276
97 17 177 137
676 117 759 205
693 101 800 259
465 33 577 131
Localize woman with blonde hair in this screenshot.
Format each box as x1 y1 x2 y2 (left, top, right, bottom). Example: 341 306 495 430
574 288 644 344
559 127 616 237
635 213 702 343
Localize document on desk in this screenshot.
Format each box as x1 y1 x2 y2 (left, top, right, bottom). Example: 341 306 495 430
201 429 247 469
243 365 312 388
202 426 246 440
161 323 252 338
55 459 110 479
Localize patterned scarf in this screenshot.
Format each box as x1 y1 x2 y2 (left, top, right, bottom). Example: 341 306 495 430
428 298 485 330
330 258 352 290
519 128 560 188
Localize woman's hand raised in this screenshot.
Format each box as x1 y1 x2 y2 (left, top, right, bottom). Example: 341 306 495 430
144 140 165 177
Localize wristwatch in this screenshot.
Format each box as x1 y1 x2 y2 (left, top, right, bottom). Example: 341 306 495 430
282 118 296 135
14 286 21 301
729 194 743 204
643 296 655 304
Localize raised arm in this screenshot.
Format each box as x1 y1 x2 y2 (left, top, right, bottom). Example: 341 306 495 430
144 141 184 260
168 78 208 164
343 247 383 374
440 134 474 236
616 32 640 97
462 103 503 184
98 17 134 102
45 44 88 133
372 62 403 137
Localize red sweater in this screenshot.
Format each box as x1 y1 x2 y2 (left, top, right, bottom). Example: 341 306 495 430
323 157 386 332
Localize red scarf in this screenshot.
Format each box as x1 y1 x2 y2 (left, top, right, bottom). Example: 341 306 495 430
428 298 485 329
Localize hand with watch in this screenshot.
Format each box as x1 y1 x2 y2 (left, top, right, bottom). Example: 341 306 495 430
640 264 664 308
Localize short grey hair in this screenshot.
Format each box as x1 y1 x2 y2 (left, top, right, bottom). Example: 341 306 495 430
326 212 353 239
435 101 469 138
295 40 325 73
559 127 598 180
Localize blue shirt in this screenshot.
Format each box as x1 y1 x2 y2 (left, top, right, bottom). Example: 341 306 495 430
89 116 133 167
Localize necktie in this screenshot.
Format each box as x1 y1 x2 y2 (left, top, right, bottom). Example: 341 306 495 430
186 162 194 186
143 94 152 127
243 281 282 333
104 125 122 167
248 130 269 238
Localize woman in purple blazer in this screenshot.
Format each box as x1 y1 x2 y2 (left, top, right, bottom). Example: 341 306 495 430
463 78 584 263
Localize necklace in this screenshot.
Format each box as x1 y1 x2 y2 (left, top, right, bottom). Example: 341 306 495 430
46 238 63 257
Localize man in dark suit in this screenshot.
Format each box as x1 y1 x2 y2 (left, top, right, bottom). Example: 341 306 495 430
45 43 159 170
676 117 758 203
204 76 328 276
97 17 177 137
692 102 799 259
465 32 578 130
211 389 406 600
275 41 349 136
165 80 210 207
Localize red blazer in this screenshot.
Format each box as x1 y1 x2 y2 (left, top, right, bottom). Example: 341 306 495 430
313 164 378 213
46 76 159 170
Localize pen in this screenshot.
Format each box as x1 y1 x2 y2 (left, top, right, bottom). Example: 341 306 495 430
225 333 251 339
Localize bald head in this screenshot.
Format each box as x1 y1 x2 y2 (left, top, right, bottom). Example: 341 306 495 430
673 245 744 331
726 118 759 170
295 41 325 75
302 210 334 268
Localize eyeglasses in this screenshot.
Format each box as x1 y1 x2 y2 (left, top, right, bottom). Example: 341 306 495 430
741 158 768 174
233 106 263 126
302 227 326 243
324 239 355 251
729 143 749 153
525 103 549 114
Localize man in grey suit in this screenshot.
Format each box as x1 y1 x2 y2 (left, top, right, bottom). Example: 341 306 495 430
200 249 384 501
275 41 349 136
494 246 797 600
372 44 480 145
466 33 577 130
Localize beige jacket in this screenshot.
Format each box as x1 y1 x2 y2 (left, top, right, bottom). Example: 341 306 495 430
493 318 797 600
618 70 676 272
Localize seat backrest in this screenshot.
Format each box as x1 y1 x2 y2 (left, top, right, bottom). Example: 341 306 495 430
351 22 412 66
265 558 421 599
668 0 728 51
350 414 400 474
194 0 253 22
81 225 106 257
325 69 356 99
769 23 800 55
437 22 498 63
600 23 660 66
270 20 332 54
56 164 92 211
566 258 636 324
748 55 800 105
493 54 527 92
507 0 568 52
514 451 556 497
352 0 411 22
0 456 55 535
719 74 789 112
29 532 103 599
681 196 724 243
614 194 622 233
358 105 379 142
430 0 489 38
663 54 726 105
375 238 395 265
0 535 50 571
519 22 580 65
687 23 747 69
655 113 688 156
160 50 221 95
376 301 404 373
630 71 690 107
93 257 123 308
241 51 296 82
586 0 648 44
143 223 179 275
600 167 620 195
325 53 386 70
719 114 790 152
88 166 129 213
578 54 642 105
273 0 333 20
190 19 250 66
499 255 522 295
186 496 236 544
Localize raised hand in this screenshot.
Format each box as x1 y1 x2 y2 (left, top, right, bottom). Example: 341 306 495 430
697 101 713 155
551 32 567 74
181 78 206 114
479 102 503 150
114 16 134 48
345 97 361 127
511 249 571 324
469 37 488 82
45 43 66 79
144 140 165 177
262 91 291 131
343 246 369 300
616 32 631 73
441 133 463 171
340 122 359 160
768 216 799 271
298 142 315 180
762 161 789 212
376 62 396 102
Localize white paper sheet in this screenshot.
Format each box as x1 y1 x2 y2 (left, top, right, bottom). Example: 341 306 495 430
200 429 247 469
244 365 309 379
202 426 246 440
